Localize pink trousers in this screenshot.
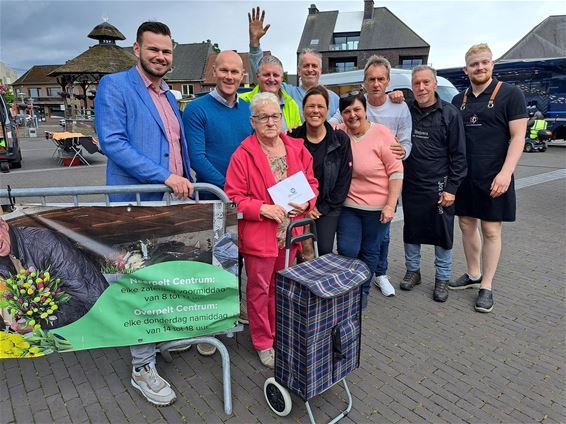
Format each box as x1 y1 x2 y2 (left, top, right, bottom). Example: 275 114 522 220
244 247 297 351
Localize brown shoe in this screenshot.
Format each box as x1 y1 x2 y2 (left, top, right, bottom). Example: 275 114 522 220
400 270 421 291
433 279 449 302
197 343 217 356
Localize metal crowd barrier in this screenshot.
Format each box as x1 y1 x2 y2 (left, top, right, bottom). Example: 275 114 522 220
0 183 241 415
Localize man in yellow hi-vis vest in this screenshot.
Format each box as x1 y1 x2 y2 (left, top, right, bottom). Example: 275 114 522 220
529 113 547 139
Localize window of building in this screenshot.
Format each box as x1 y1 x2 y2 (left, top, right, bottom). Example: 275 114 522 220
28 88 41 98
329 58 357 73
47 87 60 97
330 33 360 51
182 84 194 96
310 39 320 46
399 57 424 69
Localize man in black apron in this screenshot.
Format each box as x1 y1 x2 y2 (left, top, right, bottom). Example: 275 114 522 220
400 66 467 302
449 44 527 313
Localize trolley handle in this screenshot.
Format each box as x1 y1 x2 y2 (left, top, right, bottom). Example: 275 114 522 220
284 218 319 269
285 218 318 247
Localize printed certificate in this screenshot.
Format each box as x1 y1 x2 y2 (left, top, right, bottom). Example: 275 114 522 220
267 171 315 212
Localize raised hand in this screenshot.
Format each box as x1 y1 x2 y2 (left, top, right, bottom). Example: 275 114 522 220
248 6 271 48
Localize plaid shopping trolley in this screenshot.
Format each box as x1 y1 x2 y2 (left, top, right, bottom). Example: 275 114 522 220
263 219 371 423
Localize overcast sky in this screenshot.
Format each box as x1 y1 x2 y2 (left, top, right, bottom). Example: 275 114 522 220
1 0 564 76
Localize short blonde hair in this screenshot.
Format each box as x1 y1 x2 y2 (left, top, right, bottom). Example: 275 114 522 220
465 43 492 64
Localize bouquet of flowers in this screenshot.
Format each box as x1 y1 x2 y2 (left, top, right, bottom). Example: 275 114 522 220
0 331 44 358
0 267 70 330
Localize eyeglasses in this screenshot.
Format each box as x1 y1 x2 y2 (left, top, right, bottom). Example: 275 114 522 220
339 89 365 99
252 113 283 123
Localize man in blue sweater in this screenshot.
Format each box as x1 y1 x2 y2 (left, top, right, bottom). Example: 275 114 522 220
183 50 252 192
183 50 252 329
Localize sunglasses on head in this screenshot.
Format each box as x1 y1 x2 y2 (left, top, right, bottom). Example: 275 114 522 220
339 88 365 99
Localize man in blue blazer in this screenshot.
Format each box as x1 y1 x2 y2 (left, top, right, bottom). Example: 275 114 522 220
94 21 194 406
95 22 193 203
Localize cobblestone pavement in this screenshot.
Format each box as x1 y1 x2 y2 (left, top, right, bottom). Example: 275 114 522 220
1 147 564 423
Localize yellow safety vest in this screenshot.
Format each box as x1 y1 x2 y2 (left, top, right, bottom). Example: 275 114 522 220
529 119 547 139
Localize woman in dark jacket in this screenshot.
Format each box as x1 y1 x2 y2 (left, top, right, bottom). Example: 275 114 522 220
290 86 353 255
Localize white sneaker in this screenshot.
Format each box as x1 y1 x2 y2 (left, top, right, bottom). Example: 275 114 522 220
131 363 176 406
374 275 396 297
257 348 275 368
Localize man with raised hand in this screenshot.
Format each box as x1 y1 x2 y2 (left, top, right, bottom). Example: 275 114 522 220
247 6 340 120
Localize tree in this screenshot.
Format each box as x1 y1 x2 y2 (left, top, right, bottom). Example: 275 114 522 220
0 81 15 105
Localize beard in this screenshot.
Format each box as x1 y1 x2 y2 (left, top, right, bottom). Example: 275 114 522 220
469 71 492 86
140 56 170 79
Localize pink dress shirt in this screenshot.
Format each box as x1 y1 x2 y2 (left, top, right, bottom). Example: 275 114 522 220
136 66 183 176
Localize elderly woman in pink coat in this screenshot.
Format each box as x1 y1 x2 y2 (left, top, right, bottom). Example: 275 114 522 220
225 92 318 368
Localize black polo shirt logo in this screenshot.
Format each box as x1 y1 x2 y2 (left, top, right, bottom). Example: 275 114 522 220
467 114 481 127
414 129 429 140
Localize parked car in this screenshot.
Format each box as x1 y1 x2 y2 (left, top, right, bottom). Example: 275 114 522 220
319 68 459 103
0 94 22 172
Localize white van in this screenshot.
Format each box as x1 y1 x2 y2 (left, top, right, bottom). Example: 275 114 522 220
319 68 459 103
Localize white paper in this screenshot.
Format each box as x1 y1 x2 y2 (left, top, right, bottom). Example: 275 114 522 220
267 171 316 212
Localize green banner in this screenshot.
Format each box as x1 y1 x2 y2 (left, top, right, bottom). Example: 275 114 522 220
0 203 239 359
56 261 239 350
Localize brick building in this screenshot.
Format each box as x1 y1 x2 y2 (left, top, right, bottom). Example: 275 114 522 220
297 0 430 73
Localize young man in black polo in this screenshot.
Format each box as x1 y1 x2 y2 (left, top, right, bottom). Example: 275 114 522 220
450 43 527 313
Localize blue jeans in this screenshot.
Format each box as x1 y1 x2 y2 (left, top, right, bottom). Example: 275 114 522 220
337 207 389 308
375 225 390 276
404 243 452 281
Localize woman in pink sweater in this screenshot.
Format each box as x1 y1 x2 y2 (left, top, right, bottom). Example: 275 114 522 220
336 92 403 308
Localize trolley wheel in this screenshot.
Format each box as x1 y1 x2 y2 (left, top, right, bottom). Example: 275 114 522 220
0 162 9 173
264 377 292 416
